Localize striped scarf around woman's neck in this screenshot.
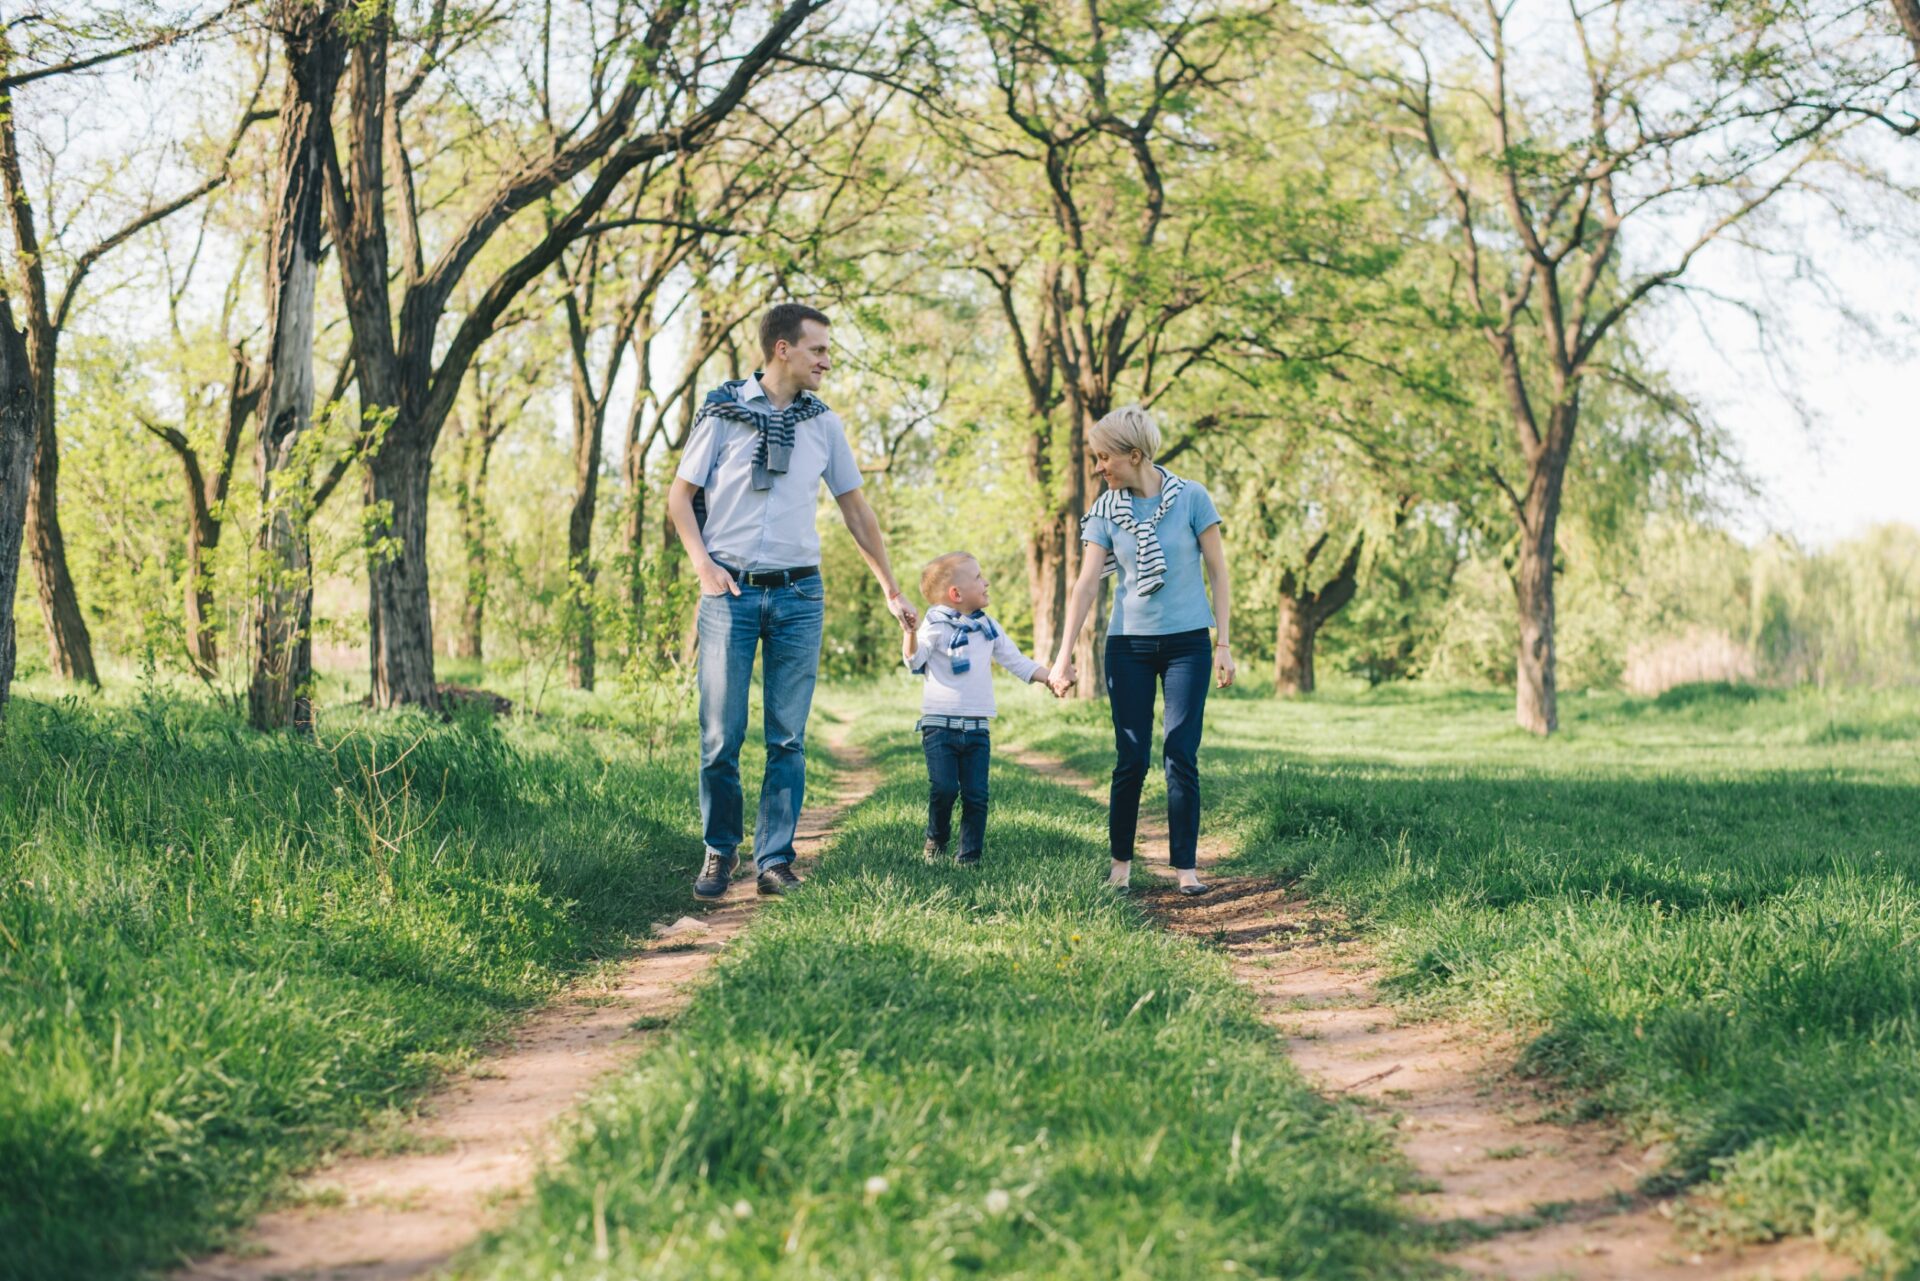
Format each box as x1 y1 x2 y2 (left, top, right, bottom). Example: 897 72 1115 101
1083 464 1186 595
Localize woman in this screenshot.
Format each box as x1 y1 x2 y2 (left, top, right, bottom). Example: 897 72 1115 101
1049 405 1235 894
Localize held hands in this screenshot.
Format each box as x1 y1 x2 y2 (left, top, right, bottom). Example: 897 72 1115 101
1047 659 1077 699
886 590 919 632
1214 644 1236 689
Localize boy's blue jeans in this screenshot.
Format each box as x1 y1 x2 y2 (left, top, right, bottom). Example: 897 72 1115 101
696 577 825 871
922 724 991 856
1105 628 1211 870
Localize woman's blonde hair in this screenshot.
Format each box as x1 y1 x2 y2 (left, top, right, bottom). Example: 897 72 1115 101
1089 404 1161 461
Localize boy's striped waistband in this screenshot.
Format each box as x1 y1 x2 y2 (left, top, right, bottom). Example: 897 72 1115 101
916 715 992 732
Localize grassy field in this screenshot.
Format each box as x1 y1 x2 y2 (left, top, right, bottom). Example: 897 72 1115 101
1000 677 1920 1272
8 665 1920 1278
452 693 1428 1280
0 666 730 1280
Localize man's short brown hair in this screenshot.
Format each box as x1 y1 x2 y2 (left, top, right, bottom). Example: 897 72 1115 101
760 303 831 360
921 552 977 604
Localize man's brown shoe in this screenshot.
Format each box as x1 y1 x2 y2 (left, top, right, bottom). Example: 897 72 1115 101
756 863 803 896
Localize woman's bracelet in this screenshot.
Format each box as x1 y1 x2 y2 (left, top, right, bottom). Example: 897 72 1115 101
1215 642 1232 650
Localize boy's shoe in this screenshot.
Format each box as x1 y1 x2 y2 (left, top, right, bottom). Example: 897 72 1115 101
694 850 736 900
923 838 948 865
756 863 803 896
955 849 981 866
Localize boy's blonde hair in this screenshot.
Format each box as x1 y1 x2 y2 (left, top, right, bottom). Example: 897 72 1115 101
921 551 977 604
1089 404 1161 461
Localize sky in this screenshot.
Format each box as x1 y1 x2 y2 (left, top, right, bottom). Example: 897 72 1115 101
1654 201 1920 548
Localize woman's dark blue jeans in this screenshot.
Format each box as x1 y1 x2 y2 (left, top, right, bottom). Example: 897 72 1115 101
1104 628 1211 870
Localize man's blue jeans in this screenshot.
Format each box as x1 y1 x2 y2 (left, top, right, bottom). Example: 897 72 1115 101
696 577 825 871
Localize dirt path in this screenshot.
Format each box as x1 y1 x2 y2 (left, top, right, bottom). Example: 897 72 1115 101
178 715 879 1281
1008 743 1851 1281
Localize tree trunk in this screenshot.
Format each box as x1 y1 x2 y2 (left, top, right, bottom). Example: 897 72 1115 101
1273 532 1364 698
1513 512 1558 736
1067 411 1103 700
0 52 99 691
25 427 98 687
1026 514 1066 669
184 507 220 679
1893 0 1920 67
0 300 32 720
250 0 347 732
152 355 258 681
1275 595 1318 696
565 336 608 693
622 327 655 658
366 434 438 710
1514 430 1571 737
450 423 497 661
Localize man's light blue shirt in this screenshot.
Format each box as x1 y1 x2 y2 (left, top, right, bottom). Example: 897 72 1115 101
674 375 863 571
1081 478 1223 635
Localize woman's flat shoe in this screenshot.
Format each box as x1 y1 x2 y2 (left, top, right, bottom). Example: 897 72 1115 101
1177 882 1210 896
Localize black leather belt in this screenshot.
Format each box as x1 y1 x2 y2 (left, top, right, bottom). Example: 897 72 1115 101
723 564 819 588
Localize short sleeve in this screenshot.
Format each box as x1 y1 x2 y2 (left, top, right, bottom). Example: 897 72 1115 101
675 411 721 488
1187 483 1222 536
1081 514 1114 549
823 415 863 497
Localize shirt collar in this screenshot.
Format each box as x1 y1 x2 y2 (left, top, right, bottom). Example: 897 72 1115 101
740 372 813 411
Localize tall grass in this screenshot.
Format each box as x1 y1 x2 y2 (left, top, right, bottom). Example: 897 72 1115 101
999 679 1920 1271
456 715 1426 1280
0 684 709 1280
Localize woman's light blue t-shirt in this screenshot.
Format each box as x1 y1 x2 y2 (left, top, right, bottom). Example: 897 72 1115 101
1080 478 1222 636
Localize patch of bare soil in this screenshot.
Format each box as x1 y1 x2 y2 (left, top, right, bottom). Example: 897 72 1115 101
1010 744 1851 1281
178 719 879 1281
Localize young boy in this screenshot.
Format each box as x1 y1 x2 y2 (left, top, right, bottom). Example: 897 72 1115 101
904 552 1053 865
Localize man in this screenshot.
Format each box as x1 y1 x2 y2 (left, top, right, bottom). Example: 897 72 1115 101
667 303 918 898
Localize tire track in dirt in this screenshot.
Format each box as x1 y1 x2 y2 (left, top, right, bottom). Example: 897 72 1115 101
178 715 879 1281
1004 742 1851 1281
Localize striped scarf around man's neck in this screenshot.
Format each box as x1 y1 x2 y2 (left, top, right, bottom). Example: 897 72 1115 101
926 605 999 674
694 373 832 492
1083 465 1186 595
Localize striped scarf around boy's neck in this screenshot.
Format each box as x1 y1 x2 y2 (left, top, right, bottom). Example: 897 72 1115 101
927 605 998 674
1082 464 1186 595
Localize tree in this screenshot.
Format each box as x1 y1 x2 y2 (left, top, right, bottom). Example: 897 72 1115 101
141 349 264 680
555 201 707 689
1346 0 1853 733
247 0 351 731
446 346 541 663
0 295 30 720
325 0 823 711
0 13 258 688
917 0 1372 694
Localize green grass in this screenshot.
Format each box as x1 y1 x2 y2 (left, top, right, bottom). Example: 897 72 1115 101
15 664 1920 1277
454 692 1429 1280
999 677 1920 1272
0 670 730 1280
